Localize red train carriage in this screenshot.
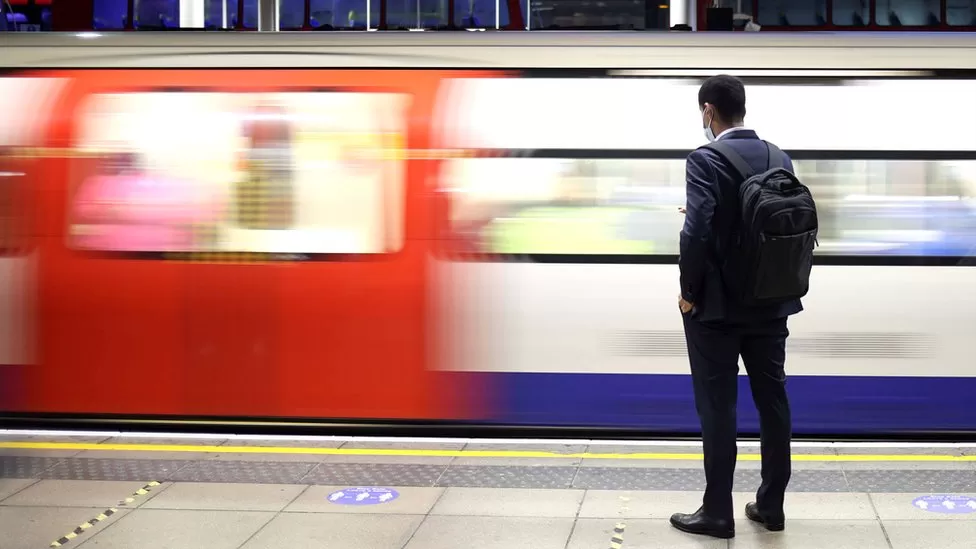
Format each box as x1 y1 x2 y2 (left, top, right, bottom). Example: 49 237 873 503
0 68 490 423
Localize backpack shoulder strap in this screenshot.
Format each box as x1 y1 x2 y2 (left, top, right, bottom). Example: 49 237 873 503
701 141 755 182
762 140 787 170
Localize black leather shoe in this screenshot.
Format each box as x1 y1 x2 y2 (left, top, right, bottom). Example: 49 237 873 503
669 508 734 539
745 502 785 531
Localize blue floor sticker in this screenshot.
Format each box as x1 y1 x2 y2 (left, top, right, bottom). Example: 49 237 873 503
912 495 976 514
328 487 399 505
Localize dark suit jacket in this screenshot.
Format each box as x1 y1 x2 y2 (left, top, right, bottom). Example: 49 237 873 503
678 129 804 324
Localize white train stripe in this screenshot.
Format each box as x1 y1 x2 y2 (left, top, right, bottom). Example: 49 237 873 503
437 77 976 152
434 261 976 377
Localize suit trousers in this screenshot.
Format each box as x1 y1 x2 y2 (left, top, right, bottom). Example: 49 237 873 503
681 313 793 521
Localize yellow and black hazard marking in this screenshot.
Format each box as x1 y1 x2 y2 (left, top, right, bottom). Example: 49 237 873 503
609 522 626 549
117 481 162 507
49 508 119 547
49 481 161 548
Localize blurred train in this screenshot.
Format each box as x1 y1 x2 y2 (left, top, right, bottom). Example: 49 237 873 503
1 32 975 436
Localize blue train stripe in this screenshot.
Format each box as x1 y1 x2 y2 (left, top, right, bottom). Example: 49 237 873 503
487 373 976 434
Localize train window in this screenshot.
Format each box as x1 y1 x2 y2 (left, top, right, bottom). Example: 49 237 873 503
422 0 450 27
311 0 367 28
4 0 52 31
442 157 976 257
799 160 976 256
875 0 942 25
243 0 258 26
947 0 976 25
93 0 128 29
528 0 652 30
705 0 755 26
206 0 258 28
205 0 232 27
445 157 686 255
369 0 449 28
452 0 497 28
490 0 526 28
437 76 976 258
133 0 179 28
757 0 827 26
347 0 523 29
279 0 305 28
108 0 263 29
68 91 408 256
831 0 869 25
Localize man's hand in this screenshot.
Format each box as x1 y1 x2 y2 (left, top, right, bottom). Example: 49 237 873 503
679 295 694 314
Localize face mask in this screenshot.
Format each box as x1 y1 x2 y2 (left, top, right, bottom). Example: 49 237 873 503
703 111 716 142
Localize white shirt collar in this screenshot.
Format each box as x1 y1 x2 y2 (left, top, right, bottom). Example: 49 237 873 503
716 126 751 140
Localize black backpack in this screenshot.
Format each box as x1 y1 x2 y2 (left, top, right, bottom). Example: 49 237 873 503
702 141 818 306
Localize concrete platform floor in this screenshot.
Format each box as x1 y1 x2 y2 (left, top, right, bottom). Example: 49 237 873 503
2 433 975 549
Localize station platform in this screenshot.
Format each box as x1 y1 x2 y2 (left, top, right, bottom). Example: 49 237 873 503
2 431 975 549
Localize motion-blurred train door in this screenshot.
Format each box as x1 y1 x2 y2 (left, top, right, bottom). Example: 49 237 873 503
27 68 450 421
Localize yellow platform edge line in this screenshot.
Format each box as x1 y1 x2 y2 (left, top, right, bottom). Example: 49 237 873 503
1 442 974 462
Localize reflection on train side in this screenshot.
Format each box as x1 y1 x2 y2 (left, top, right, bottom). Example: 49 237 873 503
444 157 976 256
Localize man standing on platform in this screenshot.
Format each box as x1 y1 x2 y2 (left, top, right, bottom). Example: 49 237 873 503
670 74 818 539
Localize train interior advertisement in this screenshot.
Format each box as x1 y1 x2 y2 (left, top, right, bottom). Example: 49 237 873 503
0 53 975 436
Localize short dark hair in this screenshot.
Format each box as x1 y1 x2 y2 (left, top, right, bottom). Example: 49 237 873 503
698 75 746 123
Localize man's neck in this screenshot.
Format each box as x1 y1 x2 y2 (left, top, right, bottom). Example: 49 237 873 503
714 122 743 134
715 125 748 140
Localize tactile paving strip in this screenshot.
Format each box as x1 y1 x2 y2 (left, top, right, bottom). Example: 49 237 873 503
41 459 191 482
437 466 578 489
748 470 852 492
3 456 971 493
574 467 702 491
170 460 318 484
845 469 976 493
303 463 447 487
0 456 64 478
573 467 851 492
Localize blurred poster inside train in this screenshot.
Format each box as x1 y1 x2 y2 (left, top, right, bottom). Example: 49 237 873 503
68 91 407 255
